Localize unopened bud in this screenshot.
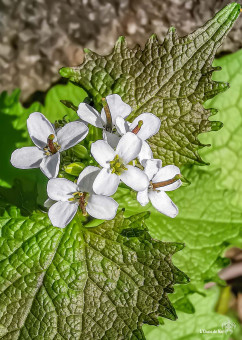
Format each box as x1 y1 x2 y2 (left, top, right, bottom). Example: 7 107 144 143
72 145 89 159
64 162 85 177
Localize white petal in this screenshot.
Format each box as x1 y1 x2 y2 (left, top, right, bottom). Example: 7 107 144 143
115 116 130 135
91 140 115 168
57 121 89 151
149 190 178 218
138 141 153 166
137 189 149 206
152 165 181 191
47 178 78 201
116 132 142 164
27 112 55 149
100 94 132 124
44 198 55 208
86 194 118 220
77 103 104 128
10 147 44 169
120 165 149 192
77 166 100 193
129 113 161 140
143 158 162 180
93 168 120 196
103 130 121 148
48 201 78 228
40 153 60 179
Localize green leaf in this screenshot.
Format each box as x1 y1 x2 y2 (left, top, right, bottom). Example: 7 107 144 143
144 287 235 340
60 3 241 167
200 48 242 210
0 208 188 340
114 167 242 286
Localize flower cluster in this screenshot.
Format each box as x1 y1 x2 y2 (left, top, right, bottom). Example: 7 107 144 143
11 94 182 228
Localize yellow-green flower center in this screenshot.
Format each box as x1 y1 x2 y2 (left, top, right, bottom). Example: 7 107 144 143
109 155 127 175
68 191 89 216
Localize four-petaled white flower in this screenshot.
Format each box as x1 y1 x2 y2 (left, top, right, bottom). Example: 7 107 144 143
137 159 181 218
77 94 132 147
11 112 88 178
115 113 161 164
91 132 149 196
47 166 119 228
10 96 180 227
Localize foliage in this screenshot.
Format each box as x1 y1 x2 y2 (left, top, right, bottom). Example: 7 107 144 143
0 208 188 339
60 3 240 167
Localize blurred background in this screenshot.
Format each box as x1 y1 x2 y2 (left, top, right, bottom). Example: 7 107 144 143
0 0 242 338
0 0 242 102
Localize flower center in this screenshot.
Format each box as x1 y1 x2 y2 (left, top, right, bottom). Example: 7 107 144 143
68 191 88 216
43 134 61 155
151 174 182 190
131 120 143 134
109 154 127 175
102 97 112 132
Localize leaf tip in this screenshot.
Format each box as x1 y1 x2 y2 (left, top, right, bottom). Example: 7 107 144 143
211 121 223 131
116 36 126 45
84 48 91 54
59 67 73 78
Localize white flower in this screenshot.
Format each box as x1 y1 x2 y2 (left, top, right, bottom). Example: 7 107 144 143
91 132 149 196
77 94 132 146
47 166 119 228
11 112 89 178
115 113 161 164
137 159 181 218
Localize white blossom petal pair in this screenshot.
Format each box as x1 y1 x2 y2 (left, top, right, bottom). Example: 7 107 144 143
116 113 161 164
47 166 118 228
137 159 181 218
77 94 131 131
91 132 149 196
11 112 89 178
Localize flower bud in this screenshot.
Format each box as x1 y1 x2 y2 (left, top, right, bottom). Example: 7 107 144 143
64 162 85 176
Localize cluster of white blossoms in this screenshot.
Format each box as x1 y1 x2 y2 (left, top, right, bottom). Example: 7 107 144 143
11 94 182 228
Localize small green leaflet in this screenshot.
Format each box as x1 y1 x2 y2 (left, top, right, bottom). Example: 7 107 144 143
60 3 241 167
0 208 188 340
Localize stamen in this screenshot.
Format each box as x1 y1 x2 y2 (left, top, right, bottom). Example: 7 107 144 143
110 155 127 175
79 193 87 216
102 98 112 132
152 174 182 189
132 120 143 135
68 191 88 216
47 134 57 154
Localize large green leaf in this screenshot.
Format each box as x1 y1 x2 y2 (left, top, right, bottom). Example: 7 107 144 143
0 208 188 340
144 287 235 340
114 167 242 286
60 3 241 167
200 48 242 210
